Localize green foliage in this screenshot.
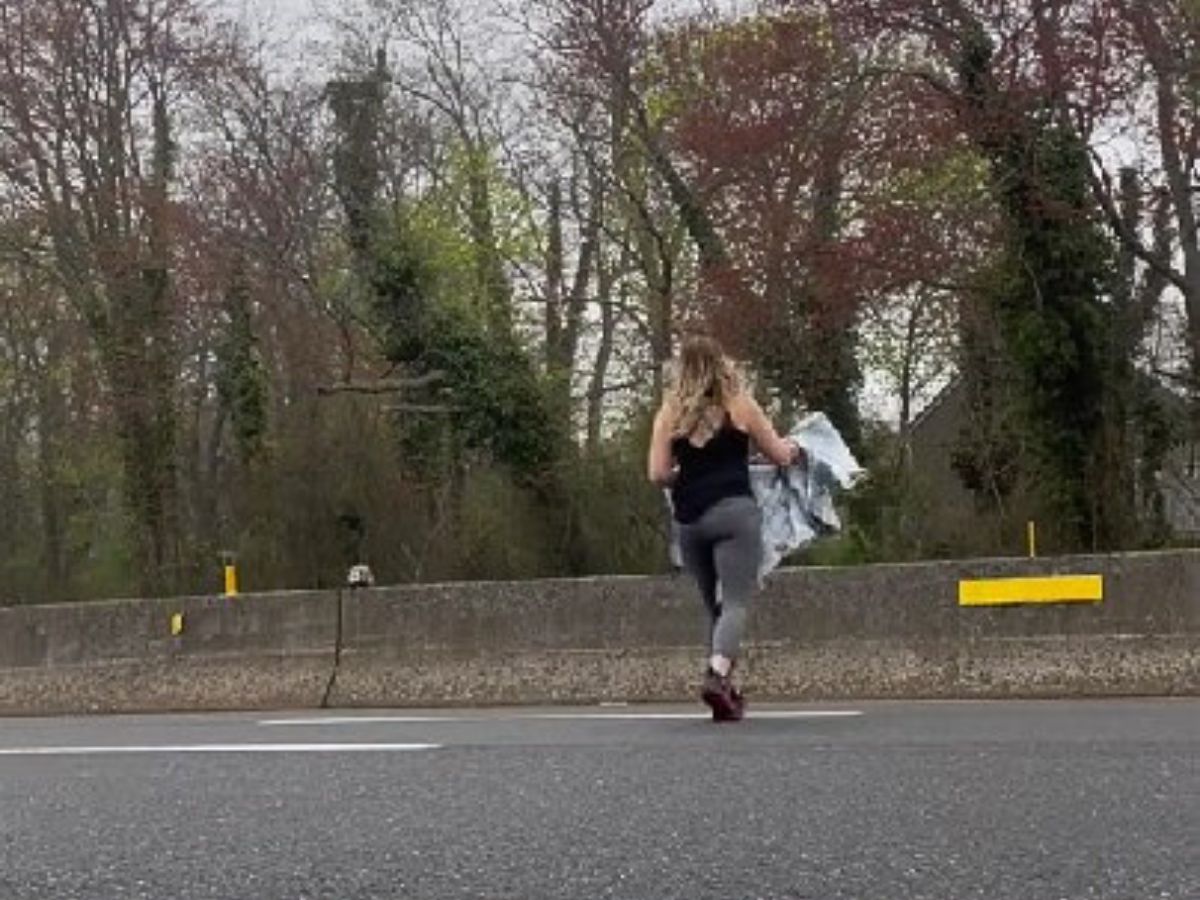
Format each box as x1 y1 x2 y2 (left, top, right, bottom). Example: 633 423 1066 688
216 387 665 589
561 413 677 576
946 21 1130 549
1132 376 1182 547
880 148 992 211
370 226 432 365
370 216 564 481
453 467 561 580
425 305 564 478
438 141 540 267
799 530 872 567
0 432 134 604
396 141 539 331
951 290 1023 505
985 118 1116 545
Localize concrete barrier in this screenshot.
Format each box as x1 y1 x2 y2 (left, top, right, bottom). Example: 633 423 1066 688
328 551 1200 707
1 551 1197 715
0 590 338 715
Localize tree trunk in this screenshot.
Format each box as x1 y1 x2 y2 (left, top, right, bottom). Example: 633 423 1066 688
107 277 180 595
586 253 617 450
563 166 602 383
545 178 565 373
464 145 513 335
806 142 861 449
0 2 191 595
1152 68 1200 388
545 171 600 424
0 410 21 573
106 88 180 595
35 331 67 601
612 86 673 394
898 302 919 439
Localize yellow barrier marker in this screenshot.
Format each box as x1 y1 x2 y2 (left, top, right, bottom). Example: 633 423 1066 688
958 575 1103 607
170 613 184 636
224 564 239 598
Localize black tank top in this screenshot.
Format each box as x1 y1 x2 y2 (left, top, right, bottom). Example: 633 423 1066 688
670 417 752 524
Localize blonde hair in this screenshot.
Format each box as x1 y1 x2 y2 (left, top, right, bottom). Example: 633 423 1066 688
668 335 741 441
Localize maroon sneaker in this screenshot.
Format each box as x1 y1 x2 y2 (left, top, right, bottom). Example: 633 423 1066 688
729 684 746 720
701 669 744 722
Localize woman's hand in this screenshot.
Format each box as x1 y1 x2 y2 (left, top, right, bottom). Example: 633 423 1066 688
731 393 799 469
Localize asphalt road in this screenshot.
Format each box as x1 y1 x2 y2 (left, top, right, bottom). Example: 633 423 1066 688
0 700 1196 900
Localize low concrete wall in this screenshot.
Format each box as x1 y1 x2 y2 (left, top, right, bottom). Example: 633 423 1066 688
329 551 1200 706
1 551 1197 715
0 591 338 715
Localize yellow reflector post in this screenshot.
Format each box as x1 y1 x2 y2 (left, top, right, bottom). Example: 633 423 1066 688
958 575 1103 607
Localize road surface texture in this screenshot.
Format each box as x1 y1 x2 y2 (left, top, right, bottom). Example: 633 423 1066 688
0 700 1196 899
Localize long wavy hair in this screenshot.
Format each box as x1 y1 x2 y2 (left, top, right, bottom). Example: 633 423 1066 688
668 335 741 443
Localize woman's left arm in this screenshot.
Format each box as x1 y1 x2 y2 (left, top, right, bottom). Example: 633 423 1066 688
647 404 677 486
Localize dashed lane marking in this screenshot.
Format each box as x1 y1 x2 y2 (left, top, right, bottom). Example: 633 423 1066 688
258 711 864 726
0 743 440 756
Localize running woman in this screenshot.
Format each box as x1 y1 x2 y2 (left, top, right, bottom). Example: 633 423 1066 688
647 335 801 721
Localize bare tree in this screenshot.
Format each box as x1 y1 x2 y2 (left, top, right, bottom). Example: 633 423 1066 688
332 0 522 333
1098 2 1200 388
0 0 236 592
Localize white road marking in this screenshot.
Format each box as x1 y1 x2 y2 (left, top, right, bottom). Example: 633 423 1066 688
0 743 440 756
258 710 863 726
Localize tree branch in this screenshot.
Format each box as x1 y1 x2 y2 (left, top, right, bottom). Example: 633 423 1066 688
317 372 446 395
1087 150 1189 295
384 403 458 414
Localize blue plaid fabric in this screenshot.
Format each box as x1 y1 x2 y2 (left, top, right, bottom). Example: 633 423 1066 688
667 412 863 580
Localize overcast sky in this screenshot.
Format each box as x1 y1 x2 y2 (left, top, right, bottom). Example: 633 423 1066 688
219 0 315 29
216 0 324 66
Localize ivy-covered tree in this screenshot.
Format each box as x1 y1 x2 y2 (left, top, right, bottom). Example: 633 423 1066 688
370 226 564 481
958 26 1125 549
215 265 268 465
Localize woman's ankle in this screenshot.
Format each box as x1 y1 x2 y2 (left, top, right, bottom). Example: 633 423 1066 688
709 654 732 677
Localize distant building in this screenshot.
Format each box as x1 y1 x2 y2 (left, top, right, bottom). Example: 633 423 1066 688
905 379 1200 550
1157 444 1200 539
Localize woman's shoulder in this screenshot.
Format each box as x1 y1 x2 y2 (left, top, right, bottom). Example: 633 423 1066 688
654 394 682 437
657 393 681 420
724 390 758 429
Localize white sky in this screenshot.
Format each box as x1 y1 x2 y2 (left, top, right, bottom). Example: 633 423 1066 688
215 0 325 63
218 0 315 29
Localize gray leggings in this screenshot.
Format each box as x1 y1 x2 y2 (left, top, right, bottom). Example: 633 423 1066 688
677 495 762 660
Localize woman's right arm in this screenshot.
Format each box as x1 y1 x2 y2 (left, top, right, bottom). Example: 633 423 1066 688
647 402 677 486
732 393 801 468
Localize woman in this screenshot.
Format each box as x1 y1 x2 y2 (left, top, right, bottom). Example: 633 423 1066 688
648 335 801 721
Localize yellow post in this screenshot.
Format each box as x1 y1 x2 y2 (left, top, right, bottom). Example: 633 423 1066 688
219 549 239 597
170 613 184 636
1027 521 1037 559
